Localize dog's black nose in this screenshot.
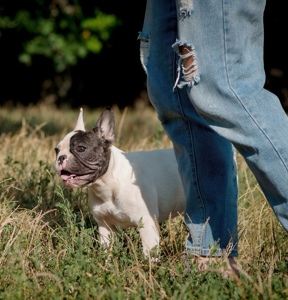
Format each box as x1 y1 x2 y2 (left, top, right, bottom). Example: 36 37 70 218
58 155 67 164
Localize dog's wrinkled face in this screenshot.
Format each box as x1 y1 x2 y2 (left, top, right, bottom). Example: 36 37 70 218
55 131 111 187
55 107 115 188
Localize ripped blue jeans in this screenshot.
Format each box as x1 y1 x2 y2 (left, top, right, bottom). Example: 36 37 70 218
138 0 288 257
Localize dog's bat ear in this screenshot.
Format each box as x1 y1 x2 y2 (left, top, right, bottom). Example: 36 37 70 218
93 107 115 142
74 108 86 131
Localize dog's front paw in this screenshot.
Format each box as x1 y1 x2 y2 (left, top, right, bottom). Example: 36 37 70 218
151 256 161 263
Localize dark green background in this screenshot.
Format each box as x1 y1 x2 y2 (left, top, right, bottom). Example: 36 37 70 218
0 0 287 110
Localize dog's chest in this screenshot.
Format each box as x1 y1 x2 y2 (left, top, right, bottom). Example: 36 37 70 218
88 195 137 228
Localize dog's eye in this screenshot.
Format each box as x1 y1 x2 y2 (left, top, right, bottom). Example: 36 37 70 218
55 148 60 156
76 146 86 152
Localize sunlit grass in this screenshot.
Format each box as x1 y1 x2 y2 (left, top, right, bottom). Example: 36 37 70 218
0 103 287 299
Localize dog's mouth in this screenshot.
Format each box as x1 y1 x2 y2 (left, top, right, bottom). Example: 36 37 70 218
60 170 77 181
60 170 94 187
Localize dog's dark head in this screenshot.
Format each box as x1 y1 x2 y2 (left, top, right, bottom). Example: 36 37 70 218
55 107 115 188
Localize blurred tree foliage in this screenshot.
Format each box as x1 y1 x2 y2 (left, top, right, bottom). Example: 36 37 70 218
0 0 124 70
0 0 287 110
0 0 146 108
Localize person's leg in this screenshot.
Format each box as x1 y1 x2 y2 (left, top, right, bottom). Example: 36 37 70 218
139 0 238 257
173 0 288 231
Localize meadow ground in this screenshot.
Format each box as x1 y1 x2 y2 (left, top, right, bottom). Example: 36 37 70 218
0 103 287 299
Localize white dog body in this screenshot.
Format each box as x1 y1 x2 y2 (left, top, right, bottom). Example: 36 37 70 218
88 145 185 253
55 108 185 255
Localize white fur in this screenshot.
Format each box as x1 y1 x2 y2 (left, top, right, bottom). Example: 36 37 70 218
55 109 185 256
87 145 185 255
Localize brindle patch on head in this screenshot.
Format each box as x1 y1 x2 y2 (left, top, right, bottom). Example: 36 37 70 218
69 130 112 183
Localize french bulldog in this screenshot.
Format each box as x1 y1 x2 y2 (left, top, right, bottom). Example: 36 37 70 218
55 107 185 256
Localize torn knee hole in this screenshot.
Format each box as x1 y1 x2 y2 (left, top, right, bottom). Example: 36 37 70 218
179 45 197 82
172 40 200 89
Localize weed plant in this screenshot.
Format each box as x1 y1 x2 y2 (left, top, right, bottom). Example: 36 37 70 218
0 103 287 299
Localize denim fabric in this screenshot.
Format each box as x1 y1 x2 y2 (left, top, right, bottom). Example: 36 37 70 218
139 0 288 257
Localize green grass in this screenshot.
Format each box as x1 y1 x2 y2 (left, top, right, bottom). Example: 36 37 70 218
0 103 288 299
